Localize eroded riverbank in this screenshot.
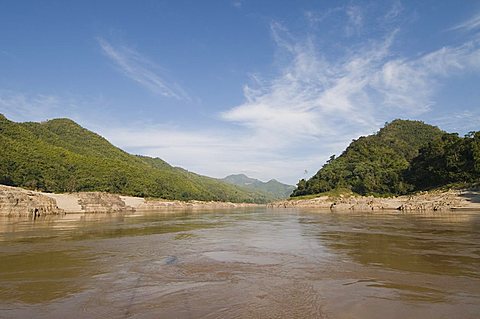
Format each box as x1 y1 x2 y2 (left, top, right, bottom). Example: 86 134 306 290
0 185 261 217
270 189 480 211
1 184 480 218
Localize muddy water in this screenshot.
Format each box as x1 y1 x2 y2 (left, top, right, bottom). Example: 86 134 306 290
0 208 479 319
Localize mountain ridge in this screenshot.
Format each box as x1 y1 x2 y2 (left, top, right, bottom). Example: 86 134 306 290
222 174 295 199
0 114 269 203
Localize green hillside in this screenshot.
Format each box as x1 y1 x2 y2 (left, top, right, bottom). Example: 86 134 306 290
406 131 480 189
222 174 295 199
291 119 478 197
0 115 268 203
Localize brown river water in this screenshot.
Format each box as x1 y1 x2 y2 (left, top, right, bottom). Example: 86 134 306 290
0 208 479 319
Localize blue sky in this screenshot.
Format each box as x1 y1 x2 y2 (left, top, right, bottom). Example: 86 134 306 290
1 0 480 184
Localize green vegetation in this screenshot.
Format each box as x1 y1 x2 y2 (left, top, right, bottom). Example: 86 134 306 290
406 131 480 189
0 115 268 203
292 119 479 197
288 188 355 201
222 174 295 199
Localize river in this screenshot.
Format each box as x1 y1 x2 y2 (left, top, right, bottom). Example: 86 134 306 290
0 208 479 318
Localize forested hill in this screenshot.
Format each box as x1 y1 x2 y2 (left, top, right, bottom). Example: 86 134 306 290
222 174 295 199
292 119 480 197
0 114 268 203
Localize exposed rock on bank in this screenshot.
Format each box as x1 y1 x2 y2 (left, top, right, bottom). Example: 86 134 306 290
76 192 135 213
140 199 260 210
269 189 480 212
0 185 260 216
121 196 260 210
40 192 135 213
269 195 401 210
3 184 477 215
0 185 64 217
38 192 135 213
0 186 135 215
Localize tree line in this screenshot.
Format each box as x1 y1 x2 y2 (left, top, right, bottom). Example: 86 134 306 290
292 120 479 197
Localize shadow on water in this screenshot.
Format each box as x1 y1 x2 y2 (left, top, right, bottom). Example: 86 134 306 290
367 281 448 303
0 248 98 303
298 211 480 278
459 190 480 203
0 210 231 243
0 210 236 304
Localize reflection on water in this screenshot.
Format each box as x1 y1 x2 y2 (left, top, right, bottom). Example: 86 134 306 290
0 212 223 243
0 249 97 303
0 208 479 319
307 212 480 278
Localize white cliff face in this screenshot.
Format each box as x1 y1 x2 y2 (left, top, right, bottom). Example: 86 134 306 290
0 185 64 217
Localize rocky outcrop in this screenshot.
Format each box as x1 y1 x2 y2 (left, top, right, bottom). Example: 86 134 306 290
0 185 64 217
397 190 472 211
2 184 477 215
0 186 134 215
269 195 401 211
119 196 261 210
136 199 261 210
0 185 259 216
41 192 135 213
269 189 480 212
76 192 135 213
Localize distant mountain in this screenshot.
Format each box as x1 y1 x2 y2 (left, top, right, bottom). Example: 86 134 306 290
222 174 295 199
0 114 268 203
222 174 260 187
291 119 480 197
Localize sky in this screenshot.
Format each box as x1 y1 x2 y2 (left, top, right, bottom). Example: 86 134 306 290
1 0 480 185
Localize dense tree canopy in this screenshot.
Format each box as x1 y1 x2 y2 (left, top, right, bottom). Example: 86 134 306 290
405 131 480 189
291 120 478 197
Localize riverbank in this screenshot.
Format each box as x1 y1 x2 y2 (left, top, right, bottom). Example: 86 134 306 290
0 185 261 217
2 184 480 217
269 188 480 211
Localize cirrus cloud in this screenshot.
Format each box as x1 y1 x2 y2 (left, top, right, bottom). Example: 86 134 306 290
222 21 480 153
97 38 190 101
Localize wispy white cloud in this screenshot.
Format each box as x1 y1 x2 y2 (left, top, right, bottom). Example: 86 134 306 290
304 5 365 37
100 124 329 184
0 91 117 131
97 38 190 100
3 6 480 185
217 21 480 182
222 24 390 143
0 91 74 121
373 41 480 113
431 109 480 134
450 12 480 32
100 12 480 184
232 0 243 9
304 7 344 26
384 0 403 21
345 5 364 36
